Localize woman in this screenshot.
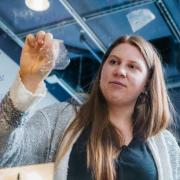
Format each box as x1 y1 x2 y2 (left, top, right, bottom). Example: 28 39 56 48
0 31 179 180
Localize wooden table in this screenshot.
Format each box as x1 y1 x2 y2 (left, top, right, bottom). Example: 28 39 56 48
0 163 54 180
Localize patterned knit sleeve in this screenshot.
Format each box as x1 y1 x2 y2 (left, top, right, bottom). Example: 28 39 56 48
0 73 46 135
0 92 24 134
163 130 180 180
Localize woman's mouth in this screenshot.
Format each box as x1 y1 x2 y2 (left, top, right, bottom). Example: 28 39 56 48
109 81 127 87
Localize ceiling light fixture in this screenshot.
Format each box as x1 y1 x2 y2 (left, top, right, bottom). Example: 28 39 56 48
25 0 50 11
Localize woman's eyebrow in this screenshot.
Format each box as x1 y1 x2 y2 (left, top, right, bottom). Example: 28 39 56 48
108 55 121 61
108 55 143 66
128 60 142 66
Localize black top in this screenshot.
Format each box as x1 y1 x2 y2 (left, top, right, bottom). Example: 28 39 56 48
67 127 158 180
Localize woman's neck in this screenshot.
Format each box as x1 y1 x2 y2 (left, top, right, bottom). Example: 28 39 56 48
108 102 134 124
108 103 135 145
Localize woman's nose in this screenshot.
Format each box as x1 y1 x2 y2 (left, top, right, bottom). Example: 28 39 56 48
113 65 127 77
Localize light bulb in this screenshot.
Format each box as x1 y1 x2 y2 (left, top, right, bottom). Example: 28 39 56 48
25 0 50 11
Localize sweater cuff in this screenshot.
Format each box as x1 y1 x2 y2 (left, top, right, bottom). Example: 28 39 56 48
9 73 47 112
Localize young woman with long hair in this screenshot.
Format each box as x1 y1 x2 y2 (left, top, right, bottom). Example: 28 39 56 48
0 31 179 180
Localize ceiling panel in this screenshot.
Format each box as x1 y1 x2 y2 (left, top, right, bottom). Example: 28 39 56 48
0 0 70 33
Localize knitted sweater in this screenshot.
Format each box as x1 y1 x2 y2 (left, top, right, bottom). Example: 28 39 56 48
0 75 179 180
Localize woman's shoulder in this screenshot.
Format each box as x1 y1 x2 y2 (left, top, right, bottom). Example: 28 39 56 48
39 101 76 119
160 129 179 145
150 129 179 151
36 101 77 129
40 101 72 113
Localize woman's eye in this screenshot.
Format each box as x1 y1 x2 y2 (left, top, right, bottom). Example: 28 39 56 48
129 64 135 69
109 59 117 64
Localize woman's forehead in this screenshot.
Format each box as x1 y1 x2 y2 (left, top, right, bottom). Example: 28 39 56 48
108 43 145 63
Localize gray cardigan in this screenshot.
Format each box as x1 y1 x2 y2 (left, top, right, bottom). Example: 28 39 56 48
0 78 180 180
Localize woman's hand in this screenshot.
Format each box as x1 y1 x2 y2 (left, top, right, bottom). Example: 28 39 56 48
19 31 56 93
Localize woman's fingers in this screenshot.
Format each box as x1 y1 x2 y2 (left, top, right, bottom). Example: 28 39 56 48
36 31 46 46
24 31 55 70
44 32 53 42
26 31 54 50
39 32 54 62
43 32 54 49
26 34 35 47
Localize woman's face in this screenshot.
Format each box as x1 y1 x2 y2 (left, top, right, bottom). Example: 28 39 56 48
100 43 148 107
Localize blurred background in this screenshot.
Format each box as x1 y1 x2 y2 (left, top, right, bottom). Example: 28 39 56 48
0 0 180 143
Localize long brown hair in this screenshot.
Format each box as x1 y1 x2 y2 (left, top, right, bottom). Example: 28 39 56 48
55 35 172 180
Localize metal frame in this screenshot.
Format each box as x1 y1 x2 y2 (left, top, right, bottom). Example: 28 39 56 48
80 30 102 63
59 0 107 53
155 0 180 43
0 17 24 47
